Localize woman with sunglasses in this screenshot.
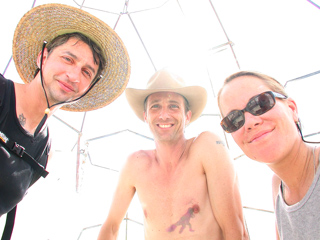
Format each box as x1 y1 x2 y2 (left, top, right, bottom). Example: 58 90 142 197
217 71 320 240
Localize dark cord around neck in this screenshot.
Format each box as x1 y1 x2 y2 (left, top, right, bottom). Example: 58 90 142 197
296 121 320 144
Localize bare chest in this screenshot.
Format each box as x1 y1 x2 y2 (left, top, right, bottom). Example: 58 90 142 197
133 159 219 238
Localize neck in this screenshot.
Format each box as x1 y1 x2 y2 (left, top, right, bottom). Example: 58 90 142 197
270 142 318 204
154 137 188 168
14 78 59 134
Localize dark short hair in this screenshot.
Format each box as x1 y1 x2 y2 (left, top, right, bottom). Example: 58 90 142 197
35 32 106 81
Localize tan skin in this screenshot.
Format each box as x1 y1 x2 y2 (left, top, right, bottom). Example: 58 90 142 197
219 76 318 239
14 38 98 135
98 92 248 240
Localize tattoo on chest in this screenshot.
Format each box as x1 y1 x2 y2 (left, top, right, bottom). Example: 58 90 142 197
166 204 200 234
18 113 26 127
216 140 225 147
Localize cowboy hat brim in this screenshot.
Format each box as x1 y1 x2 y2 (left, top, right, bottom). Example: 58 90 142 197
125 86 207 123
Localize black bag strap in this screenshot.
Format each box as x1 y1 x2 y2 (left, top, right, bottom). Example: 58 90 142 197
0 73 6 107
0 74 15 240
0 74 49 240
1 207 17 240
0 137 49 178
0 74 49 178
0 135 48 240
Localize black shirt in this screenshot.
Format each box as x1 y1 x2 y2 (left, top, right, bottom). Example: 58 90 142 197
0 77 50 216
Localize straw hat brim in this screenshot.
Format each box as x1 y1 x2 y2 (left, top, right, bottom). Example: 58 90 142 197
125 86 207 124
12 3 130 112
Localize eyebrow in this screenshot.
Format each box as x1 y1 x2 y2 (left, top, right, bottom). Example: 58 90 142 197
148 99 160 106
148 99 181 105
64 51 97 76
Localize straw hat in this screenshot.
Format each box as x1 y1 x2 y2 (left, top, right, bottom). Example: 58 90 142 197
12 3 130 112
125 69 207 123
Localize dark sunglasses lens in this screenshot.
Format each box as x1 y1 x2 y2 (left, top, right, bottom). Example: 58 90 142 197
248 92 275 115
221 92 277 133
221 110 245 133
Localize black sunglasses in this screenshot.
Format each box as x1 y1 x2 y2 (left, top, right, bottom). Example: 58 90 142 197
220 91 287 133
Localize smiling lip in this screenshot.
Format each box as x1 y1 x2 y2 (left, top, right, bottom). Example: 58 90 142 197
58 80 75 92
157 124 173 129
249 129 273 143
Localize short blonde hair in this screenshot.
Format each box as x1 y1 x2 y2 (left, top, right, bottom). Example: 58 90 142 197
217 71 288 112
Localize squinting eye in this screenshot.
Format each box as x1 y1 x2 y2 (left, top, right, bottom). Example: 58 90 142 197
83 70 91 78
170 105 179 109
151 104 159 109
63 56 72 62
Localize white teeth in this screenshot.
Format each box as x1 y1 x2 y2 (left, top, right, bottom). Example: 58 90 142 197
159 124 171 128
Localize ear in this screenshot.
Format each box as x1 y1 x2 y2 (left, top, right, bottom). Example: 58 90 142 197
286 97 299 122
185 110 192 126
36 48 49 68
143 111 148 123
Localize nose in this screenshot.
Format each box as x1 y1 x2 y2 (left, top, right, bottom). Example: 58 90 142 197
243 111 263 130
66 65 81 83
159 107 170 120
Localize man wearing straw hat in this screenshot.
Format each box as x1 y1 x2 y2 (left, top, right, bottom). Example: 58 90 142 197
98 69 248 239
0 3 130 239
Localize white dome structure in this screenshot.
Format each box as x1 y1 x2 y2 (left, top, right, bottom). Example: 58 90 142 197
1 0 320 239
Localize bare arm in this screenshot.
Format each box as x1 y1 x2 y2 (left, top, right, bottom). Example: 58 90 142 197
199 131 248 240
272 174 281 240
97 154 137 240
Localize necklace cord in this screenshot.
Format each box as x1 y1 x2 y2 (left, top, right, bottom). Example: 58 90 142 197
296 122 320 144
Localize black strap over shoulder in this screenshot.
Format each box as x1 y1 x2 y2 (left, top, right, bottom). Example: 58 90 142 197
1 207 16 240
0 74 49 240
0 73 7 107
0 74 49 178
0 138 49 178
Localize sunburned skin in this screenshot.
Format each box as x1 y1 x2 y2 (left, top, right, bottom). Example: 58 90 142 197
166 204 200 234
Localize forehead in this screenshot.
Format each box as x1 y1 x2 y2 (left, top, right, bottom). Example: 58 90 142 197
52 37 99 70
147 91 184 103
53 38 93 56
219 76 271 114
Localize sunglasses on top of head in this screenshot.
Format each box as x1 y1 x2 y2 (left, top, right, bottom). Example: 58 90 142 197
220 91 288 133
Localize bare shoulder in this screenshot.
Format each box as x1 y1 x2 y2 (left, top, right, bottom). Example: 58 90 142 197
125 149 155 170
119 149 155 185
128 149 152 160
189 131 231 165
191 131 227 150
272 174 281 192
272 174 282 204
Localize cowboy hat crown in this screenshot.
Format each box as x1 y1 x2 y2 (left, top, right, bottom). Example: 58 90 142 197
125 69 207 124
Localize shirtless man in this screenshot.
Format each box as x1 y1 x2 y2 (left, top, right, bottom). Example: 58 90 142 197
98 69 248 240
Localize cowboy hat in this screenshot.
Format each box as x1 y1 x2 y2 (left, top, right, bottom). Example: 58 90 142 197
12 3 130 112
125 69 207 123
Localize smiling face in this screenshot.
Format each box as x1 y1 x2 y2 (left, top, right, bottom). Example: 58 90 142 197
143 92 192 143
219 75 300 163
38 37 99 105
